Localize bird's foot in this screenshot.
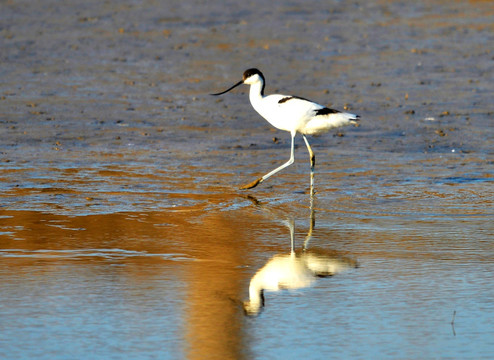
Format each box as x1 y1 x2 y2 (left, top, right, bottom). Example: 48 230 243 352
239 177 263 190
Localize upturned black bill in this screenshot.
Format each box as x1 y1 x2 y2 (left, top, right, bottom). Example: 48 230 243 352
210 80 244 96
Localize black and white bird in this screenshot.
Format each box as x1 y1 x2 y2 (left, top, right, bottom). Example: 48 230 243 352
212 68 360 191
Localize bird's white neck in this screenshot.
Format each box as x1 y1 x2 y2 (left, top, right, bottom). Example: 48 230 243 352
248 80 265 105
246 281 263 314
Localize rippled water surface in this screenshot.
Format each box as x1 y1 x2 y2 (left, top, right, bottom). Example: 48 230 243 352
1 0 493 359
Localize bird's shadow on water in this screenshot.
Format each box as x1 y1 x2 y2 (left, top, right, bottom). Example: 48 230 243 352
237 193 358 317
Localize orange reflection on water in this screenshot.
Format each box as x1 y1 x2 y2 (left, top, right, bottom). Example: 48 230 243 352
0 207 270 359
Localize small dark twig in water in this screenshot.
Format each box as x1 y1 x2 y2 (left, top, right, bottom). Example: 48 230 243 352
451 310 456 336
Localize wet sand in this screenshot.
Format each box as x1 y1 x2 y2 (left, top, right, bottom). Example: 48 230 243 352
1 0 493 359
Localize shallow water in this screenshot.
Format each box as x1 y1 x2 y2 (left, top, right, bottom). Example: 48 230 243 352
1 0 493 359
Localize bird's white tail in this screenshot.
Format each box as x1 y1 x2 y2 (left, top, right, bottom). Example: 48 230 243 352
304 112 359 135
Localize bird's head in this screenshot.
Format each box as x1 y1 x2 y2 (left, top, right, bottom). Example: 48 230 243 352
242 68 264 85
211 68 265 96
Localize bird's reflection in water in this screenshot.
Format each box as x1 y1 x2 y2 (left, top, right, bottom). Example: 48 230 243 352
244 198 358 316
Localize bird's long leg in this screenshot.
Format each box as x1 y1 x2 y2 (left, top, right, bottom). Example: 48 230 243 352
239 131 296 190
302 135 315 195
303 193 315 250
282 217 296 255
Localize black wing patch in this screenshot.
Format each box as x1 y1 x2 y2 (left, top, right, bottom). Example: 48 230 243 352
314 107 341 116
278 96 311 104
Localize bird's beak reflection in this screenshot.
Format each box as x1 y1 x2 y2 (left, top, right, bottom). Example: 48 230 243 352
210 80 244 96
